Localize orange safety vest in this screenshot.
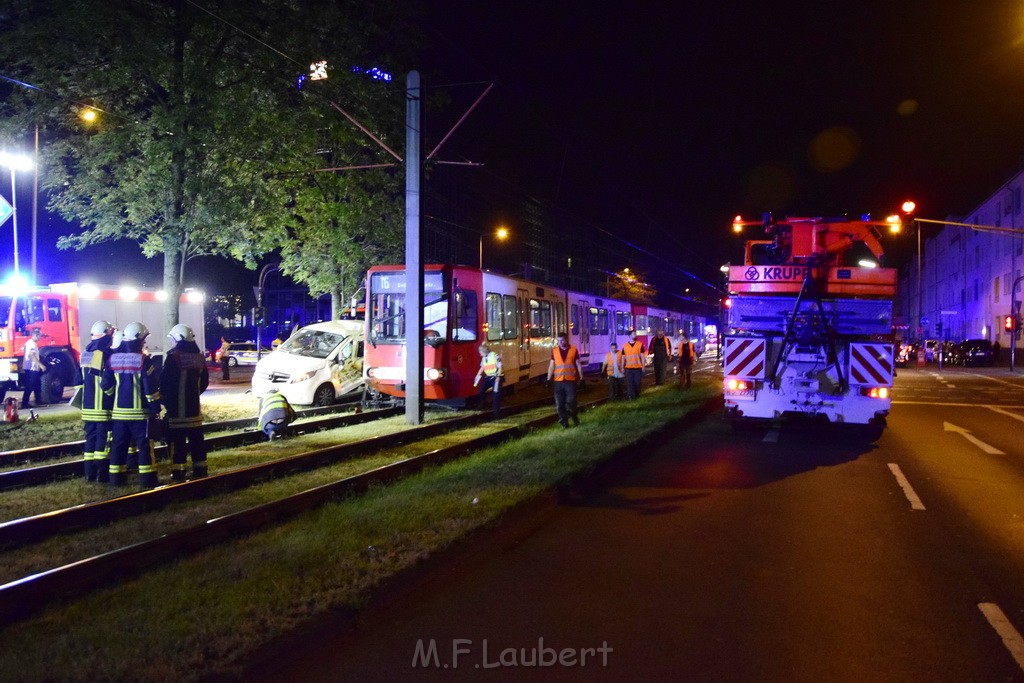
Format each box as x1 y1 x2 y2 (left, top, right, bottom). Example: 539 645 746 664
604 350 622 376
552 345 580 382
678 341 695 364
622 340 645 369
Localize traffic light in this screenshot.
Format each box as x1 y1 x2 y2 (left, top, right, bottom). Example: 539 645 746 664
936 321 942 336
254 306 266 326
1005 315 1014 332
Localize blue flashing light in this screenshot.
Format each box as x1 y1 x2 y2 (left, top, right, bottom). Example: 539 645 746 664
351 65 392 82
861 213 871 222
297 73 306 90
0 271 32 296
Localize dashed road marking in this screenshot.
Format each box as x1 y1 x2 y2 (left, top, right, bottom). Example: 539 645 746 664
988 406 1024 423
979 603 1024 672
888 463 925 510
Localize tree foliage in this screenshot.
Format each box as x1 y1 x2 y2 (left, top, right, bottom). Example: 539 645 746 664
608 268 657 304
0 0 410 327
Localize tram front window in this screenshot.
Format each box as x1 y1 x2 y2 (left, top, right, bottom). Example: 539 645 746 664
369 270 450 344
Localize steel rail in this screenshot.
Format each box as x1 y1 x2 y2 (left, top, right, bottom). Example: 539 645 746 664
0 398 363 468
0 398 600 628
0 404 395 491
0 396 561 551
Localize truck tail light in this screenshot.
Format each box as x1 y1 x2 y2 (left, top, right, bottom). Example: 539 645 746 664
860 386 889 399
726 378 750 391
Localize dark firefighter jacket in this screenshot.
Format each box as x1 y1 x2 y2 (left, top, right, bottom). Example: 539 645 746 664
160 340 209 430
80 336 114 422
102 344 161 421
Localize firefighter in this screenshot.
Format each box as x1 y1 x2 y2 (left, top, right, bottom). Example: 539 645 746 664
473 342 503 417
649 329 672 385
102 322 162 488
621 329 647 399
259 389 296 440
546 332 585 428
81 320 115 482
161 324 209 482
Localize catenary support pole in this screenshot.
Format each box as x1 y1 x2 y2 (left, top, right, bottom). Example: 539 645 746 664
404 71 424 424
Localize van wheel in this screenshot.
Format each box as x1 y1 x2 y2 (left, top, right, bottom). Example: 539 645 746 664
312 384 335 407
40 352 74 404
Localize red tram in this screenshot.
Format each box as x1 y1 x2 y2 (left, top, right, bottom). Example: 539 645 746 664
363 264 707 405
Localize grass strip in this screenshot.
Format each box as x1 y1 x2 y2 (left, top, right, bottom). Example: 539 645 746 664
0 382 716 681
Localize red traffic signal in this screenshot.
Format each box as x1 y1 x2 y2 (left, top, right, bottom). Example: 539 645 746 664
1005 315 1015 332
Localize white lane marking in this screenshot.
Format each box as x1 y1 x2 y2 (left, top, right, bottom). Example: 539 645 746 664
979 602 1024 672
988 406 1024 424
762 427 780 443
888 463 926 510
892 401 1024 409
975 374 1024 389
943 422 1006 455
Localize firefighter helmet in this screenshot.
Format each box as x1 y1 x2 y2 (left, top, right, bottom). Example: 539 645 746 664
122 322 150 341
90 320 114 339
168 324 195 343
112 330 124 348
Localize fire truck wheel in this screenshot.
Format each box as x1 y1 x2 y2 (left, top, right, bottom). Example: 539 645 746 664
40 352 75 404
312 384 335 407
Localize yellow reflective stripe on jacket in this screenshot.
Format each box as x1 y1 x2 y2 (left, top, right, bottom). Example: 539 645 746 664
482 352 500 376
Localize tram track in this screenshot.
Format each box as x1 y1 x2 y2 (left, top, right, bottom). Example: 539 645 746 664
0 402 396 491
0 395 606 627
0 398 363 470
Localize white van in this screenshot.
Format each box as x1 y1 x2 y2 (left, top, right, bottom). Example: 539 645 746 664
251 320 365 406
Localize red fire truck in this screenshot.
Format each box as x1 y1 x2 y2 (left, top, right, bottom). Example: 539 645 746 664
723 214 899 433
0 282 205 404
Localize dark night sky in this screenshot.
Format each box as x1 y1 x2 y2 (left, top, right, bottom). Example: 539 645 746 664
8 1 1024 300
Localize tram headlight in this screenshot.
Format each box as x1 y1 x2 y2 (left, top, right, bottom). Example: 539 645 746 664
425 367 445 381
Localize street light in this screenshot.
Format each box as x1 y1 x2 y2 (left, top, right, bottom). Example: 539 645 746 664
0 151 34 277
479 226 509 270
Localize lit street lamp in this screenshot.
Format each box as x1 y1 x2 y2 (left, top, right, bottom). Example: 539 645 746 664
479 226 509 270
0 151 34 277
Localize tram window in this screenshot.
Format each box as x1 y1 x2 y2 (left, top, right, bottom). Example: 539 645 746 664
371 293 405 341
588 307 599 335
503 294 518 339
570 304 579 336
635 314 648 334
485 293 502 341
555 302 565 334
452 289 478 341
598 308 609 335
615 311 630 335
530 299 552 338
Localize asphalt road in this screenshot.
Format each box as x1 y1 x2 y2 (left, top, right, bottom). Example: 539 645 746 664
266 362 1024 682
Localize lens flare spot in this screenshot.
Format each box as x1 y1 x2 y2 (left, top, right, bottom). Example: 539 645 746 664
809 126 860 172
897 99 919 116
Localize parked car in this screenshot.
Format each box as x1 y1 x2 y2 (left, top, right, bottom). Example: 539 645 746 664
924 339 938 363
895 342 914 367
957 339 994 367
216 341 271 367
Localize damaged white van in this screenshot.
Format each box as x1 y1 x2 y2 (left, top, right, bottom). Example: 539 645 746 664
251 319 364 406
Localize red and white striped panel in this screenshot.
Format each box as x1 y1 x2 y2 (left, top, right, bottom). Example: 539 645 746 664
723 337 767 379
848 343 893 385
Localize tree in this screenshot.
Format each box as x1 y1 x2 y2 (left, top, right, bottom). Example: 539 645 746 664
0 0 409 330
608 267 657 304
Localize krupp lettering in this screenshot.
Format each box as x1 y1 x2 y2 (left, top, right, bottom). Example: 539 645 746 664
411 638 613 669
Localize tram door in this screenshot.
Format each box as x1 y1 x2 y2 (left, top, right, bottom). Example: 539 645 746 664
577 299 590 358
517 289 530 371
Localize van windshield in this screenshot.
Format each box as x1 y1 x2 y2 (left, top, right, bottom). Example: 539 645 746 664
279 329 346 359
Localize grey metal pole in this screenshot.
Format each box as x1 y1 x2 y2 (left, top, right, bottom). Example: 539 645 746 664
404 71 424 425
31 124 38 284
917 220 922 341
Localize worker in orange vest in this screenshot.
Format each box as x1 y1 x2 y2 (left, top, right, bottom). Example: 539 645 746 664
621 329 647 400
677 333 697 389
601 341 625 400
547 332 585 428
